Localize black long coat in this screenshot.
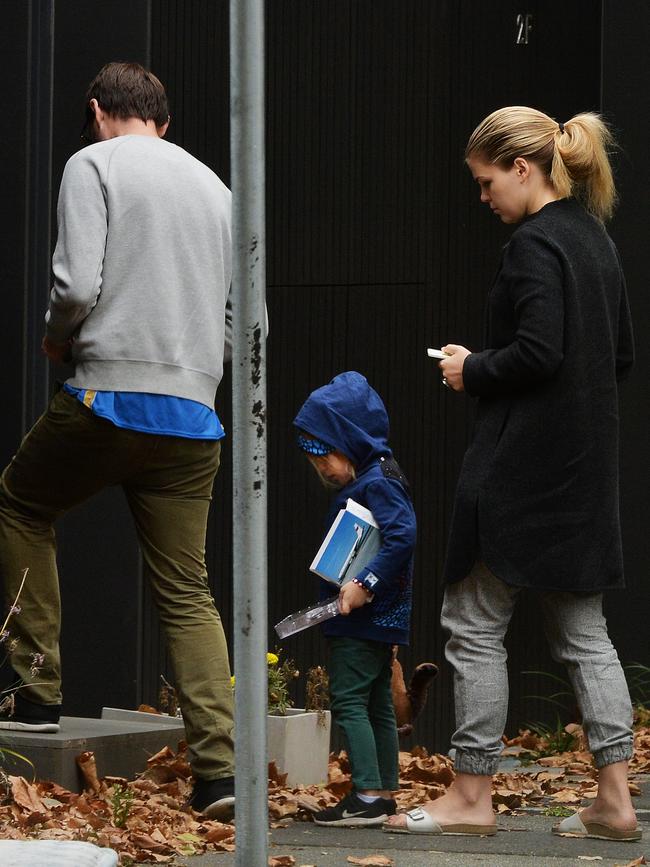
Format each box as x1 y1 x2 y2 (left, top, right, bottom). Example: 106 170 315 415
443 198 634 592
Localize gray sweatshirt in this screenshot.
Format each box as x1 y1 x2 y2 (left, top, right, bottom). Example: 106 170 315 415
46 135 232 408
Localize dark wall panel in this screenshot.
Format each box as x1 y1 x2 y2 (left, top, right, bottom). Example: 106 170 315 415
51 0 150 716
0 3 31 466
4 0 646 754
150 0 613 752
151 0 230 177
601 0 650 668
263 1 605 750
145 0 233 705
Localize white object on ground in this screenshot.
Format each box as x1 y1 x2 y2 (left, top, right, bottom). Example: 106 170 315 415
0 840 118 866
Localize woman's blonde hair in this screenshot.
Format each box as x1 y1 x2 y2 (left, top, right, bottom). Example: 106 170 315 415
465 106 617 221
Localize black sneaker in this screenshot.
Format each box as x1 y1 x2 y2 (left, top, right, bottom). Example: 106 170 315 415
187 775 235 821
313 791 397 827
0 694 60 733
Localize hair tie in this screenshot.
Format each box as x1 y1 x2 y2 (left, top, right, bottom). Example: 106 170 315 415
558 122 565 134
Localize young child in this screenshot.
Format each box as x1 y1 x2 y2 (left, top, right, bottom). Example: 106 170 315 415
294 370 416 827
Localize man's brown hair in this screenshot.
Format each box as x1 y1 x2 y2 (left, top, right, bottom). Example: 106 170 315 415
86 62 169 126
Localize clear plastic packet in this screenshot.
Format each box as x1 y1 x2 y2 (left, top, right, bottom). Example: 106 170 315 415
274 597 339 639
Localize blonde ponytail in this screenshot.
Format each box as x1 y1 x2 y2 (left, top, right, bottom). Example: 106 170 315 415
466 106 618 221
552 114 617 221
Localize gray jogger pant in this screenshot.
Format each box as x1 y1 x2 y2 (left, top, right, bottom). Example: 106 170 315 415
440 563 634 775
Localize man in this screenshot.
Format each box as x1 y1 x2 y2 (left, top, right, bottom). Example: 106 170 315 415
0 62 235 819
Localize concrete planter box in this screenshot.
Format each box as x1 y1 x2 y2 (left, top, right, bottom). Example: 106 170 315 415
267 708 331 787
101 707 184 728
101 706 331 788
1 715 188 793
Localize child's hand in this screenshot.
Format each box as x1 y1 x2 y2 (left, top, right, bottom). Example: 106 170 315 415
338 581 373 616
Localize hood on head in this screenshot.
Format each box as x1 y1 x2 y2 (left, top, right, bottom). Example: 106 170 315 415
293 371 391 470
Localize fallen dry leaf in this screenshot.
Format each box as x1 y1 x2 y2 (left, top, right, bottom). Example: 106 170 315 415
76 751 101 793
347 857 395 866
269 761 289 787
578 858 603 862
295 793 326 813
614 858 647 867
9 777 47 813
203 823 236 843
533 770 565 783
137 704 160 715
550 787 583 804
327 763 352 799
400 754 454 787
268 857 296 866
1 724 647 862
147 746 176 765
268 796 299 820
138 764 179 785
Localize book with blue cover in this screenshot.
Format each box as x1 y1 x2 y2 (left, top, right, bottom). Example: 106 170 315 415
309 498 381 587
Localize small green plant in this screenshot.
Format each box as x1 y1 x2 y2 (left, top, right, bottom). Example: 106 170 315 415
230 652 325 716
0 569 42 780
158 674 179 717
517 669 582 761
0 747 35 779
634 704 650 728
518 716 579 764
267 651 299 715
543 804 573 818
110 783 134 828
522 669 577 718
305 665 330 726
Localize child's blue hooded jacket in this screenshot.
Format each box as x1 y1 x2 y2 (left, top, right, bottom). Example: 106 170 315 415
294 371 416 645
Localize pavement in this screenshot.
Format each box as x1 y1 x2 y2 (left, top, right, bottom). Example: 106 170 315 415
170 772 650 867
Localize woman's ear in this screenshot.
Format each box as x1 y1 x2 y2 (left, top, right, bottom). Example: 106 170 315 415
513 156 530 179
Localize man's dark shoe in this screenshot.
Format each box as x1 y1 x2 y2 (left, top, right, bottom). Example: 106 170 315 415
187 775 235 821
0 694 60 733
313 791 397 827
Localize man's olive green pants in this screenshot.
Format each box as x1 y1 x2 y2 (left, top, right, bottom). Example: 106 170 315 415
0 389 234 780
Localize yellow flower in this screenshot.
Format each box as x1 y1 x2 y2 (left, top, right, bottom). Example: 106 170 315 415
267 652 279 666
230 675 235 687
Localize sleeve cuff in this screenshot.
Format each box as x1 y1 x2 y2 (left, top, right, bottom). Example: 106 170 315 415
462 352 483 397
355 569 383 596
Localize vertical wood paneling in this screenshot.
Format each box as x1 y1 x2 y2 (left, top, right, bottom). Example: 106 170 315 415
601 0 650 683
0 2 29 468
8 0 647 745
50 0 151 717
147 0 607 751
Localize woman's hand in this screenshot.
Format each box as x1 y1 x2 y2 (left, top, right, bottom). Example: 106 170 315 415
440 344 471 392
338 581 373 615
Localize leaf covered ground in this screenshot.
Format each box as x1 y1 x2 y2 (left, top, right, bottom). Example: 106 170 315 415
0 724 648 864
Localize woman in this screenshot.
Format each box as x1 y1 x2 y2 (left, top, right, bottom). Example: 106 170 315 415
385 107 640 840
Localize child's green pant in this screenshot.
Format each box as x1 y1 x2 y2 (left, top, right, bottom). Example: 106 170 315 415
327 636 399 791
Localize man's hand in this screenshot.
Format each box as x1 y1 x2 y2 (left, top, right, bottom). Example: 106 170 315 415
41 336 72 364
338 580 373 616
439 344 471 392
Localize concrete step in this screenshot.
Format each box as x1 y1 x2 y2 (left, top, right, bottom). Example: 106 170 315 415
0 715 186 791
